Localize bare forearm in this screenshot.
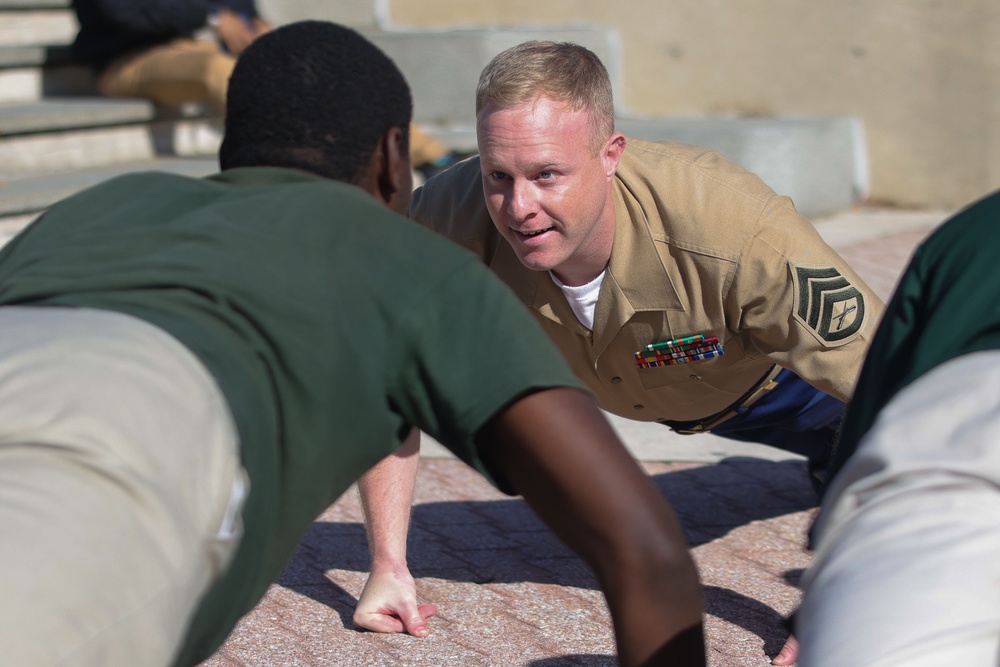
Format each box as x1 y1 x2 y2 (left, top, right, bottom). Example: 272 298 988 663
478 389 704 666
354 428 437 636
357 426 420 569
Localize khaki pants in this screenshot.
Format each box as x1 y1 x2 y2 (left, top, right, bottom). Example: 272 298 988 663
99 37 235 112
799 351 1000 666
0 307 246 667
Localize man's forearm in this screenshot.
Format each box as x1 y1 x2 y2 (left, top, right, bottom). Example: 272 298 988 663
357 427 421 570
477 389 704 666
354 428 437 637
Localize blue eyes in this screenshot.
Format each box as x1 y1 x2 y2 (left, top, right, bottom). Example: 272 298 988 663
489 171 554 182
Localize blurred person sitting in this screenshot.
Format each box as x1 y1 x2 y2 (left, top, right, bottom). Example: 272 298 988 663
69 0 466 176
70 0 269 113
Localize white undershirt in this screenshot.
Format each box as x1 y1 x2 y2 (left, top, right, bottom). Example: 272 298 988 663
550 270 606 330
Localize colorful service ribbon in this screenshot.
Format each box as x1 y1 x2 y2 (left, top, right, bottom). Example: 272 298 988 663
635 334 724 368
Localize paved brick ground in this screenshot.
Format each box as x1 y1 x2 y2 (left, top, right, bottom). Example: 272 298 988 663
200 212 945 667
203 458 815 667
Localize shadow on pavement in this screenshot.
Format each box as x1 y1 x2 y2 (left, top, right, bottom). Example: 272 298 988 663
704 585 792 659
277 457 816 649
526 657 617 666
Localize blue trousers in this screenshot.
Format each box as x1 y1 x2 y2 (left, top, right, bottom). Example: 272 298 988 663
664 369 844 489
710 369 844 463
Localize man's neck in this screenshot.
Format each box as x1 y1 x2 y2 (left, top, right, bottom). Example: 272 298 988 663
553 205 616 286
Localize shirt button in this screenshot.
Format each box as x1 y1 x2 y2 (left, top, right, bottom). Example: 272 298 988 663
633 404 644 411
611 376 622 384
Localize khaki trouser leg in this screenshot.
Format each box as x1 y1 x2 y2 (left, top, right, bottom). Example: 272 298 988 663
0 307 246 667
98 38 235 112
799 352 1000 666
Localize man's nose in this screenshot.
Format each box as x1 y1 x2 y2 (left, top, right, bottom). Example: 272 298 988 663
507 180 537 222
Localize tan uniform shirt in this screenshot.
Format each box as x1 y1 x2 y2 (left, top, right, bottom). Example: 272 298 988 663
410 138 884 423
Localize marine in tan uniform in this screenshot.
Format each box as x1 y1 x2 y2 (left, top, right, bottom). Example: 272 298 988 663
354 39 882 666
410 138 876 424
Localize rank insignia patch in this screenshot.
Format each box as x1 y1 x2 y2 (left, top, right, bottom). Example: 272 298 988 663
792 265 865 343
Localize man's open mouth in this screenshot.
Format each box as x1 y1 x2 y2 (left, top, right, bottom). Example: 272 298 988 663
519 227 553 238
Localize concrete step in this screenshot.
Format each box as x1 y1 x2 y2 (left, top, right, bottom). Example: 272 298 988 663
0 7 74 46
0 44 93 102
0 98 221 177
0 98 153 176
0 0 70 8
0 156 217 230
0 97 152 134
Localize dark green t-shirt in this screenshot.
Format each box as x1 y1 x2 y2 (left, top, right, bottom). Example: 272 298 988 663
829 189 1000 482
0 167 584 663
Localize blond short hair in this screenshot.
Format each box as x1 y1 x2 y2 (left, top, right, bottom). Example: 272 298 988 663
475 41 615 148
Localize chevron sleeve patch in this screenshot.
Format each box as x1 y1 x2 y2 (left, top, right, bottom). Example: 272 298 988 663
791 264 866 344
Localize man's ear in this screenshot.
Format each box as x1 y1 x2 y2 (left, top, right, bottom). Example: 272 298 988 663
602 132 626 180
376 125 413 215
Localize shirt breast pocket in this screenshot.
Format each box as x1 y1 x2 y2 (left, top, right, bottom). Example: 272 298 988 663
636 355 724 390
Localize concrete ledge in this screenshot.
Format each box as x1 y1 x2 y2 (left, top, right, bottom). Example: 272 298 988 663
0 63 96 102
0 98 152 134
0 43 50 67
616 115 867 219
0 125 157 177
0 0 69 8
0 43 76 68
0 9 74 46
0 45 94 101
0 99 219 175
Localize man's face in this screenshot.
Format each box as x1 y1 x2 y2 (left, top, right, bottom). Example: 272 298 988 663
477 96 624 286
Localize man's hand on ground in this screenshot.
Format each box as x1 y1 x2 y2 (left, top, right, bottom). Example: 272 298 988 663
353 567 437 637
771 633 799 665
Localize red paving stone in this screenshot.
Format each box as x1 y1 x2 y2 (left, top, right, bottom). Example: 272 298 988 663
200 227 935 666
203 458 814 667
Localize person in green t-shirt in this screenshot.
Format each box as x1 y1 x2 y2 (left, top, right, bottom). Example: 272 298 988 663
0 20 704 667
795 189 1000 666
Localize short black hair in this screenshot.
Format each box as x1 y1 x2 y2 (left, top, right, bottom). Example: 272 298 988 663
220 21 412 183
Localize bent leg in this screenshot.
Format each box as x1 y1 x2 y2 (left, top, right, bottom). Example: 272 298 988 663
798 352 1000 666
98 38 235 111
705 369 844 490
0 307 244 667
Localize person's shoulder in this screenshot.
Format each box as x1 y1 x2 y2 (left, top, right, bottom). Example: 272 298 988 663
619 137 775 202
615 137 783 245
924 189 1000 249
411 154 484 218
410 154 498 251
912 189 1000 279
49 170 211 212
